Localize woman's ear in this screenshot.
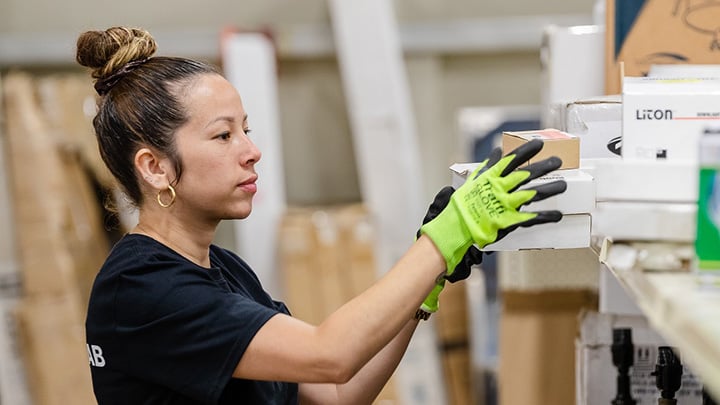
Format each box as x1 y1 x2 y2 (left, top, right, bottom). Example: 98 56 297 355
134 147 170 189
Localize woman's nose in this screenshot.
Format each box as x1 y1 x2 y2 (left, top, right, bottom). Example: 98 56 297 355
240 135 262 166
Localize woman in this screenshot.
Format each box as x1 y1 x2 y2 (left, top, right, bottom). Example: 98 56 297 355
79 26 565 405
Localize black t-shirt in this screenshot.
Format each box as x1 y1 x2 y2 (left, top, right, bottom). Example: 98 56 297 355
85 234 299 405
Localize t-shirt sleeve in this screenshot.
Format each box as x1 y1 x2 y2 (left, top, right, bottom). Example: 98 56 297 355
110 262 280 403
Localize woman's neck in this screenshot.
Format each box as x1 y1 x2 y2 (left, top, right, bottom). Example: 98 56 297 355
132 211 217 268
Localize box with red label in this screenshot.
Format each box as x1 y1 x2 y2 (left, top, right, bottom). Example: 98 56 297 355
502 128 580 169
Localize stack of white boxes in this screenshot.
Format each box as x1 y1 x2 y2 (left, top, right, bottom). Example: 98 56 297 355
450 162 594 251
591 76 720 264
579 76 720 318
450 128 597 252
574 73 720 405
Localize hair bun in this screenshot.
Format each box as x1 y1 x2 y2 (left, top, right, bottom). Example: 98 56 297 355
76 27 157 80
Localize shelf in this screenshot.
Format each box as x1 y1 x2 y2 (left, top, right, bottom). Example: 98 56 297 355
598 238 720 399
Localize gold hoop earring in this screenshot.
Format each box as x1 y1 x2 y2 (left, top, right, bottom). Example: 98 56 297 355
157 185 176 208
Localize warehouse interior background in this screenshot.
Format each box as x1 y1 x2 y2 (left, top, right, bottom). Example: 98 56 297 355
2 0 719 404
1 0 596 206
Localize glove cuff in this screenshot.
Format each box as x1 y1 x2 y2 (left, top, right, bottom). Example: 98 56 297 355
419 281 446 314
420 203 473 273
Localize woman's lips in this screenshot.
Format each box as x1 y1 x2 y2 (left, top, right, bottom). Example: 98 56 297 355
238 176 258 193
239 182 257 193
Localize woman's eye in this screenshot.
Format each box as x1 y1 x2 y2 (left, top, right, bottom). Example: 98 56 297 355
216 132 231 140
244 128 252 136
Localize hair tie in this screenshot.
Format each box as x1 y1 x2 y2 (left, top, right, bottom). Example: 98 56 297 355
94 58 149 96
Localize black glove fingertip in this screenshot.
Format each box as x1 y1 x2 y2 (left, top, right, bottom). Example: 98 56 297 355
544 156 563 171
502 139 545 175
522 156 562 180
526 180 567 203
544 210 563 223
524 210 563 226
473 147 503 179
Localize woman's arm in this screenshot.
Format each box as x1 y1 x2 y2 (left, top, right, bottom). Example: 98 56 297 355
233 235 444 384
298 318 419 404
234 140 565 388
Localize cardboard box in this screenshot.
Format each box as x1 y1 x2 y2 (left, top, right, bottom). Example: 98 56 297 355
550 96 622 159
500 289 597 405
450 165 595 215
279 205 379 325
576 311 703 405
449 163 594 251
482 214 591 252
648 64 720 79
434 281 473 405
622 77 720 163
605 0 720 94
586 158 698 203
499 248 600 291
598 264 642 316
0 295 32 405
0 139 16 267
0 76 18 284
278 204 410 402
15 295 96 405
441 346 472 405
592 201 696 242
502 129 580 169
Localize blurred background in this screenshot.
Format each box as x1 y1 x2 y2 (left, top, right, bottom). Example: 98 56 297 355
1 0 595 205
4 0 713 404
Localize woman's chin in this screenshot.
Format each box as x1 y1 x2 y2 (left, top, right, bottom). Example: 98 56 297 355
227 206 252 220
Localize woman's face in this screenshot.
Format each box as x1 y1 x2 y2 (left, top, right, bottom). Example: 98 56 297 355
171 73 261 222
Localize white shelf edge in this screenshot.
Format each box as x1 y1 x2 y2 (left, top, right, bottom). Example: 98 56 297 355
600 239 720 400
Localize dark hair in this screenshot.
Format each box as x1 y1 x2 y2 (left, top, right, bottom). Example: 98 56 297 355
75 27 218 206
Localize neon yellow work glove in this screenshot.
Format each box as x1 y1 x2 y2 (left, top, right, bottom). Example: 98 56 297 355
416 186 484 313
419 139 566 312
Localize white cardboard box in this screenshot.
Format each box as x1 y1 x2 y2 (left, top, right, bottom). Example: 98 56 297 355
451 164 596 215
598 264 643 316
550 95 622 159
648 64 720 79
622 77 720 163
585 158 698 203
592 201 696 242
449 164 594 251
576 311 703 405
481 214 591 251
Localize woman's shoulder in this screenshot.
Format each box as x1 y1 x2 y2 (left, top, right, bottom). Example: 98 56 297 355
108 233 161 255
93 234 217 309
100 233 196 279
105 232 167 260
